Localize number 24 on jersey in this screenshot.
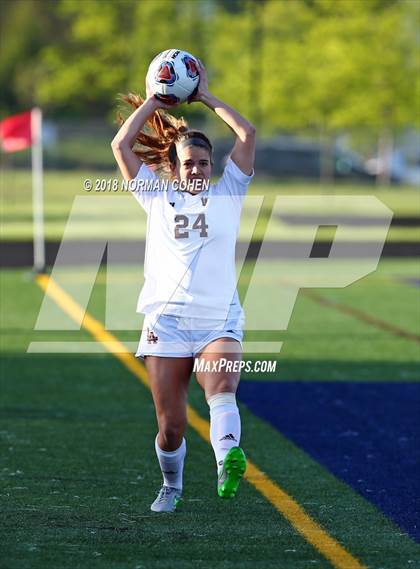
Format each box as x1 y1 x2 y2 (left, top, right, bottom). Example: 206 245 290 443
174 213 208 239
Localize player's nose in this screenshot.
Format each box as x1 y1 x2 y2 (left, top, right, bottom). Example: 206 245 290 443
191 165 199 174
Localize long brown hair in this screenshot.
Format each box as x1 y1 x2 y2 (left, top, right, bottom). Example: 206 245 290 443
116 93 212 177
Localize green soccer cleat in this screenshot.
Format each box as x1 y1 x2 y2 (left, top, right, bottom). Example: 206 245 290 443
217 447 247 499
150 486 183 513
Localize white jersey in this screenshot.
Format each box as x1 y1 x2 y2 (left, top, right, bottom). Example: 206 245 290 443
132 158 253 320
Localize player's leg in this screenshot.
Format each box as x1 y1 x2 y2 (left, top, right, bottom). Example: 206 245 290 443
145 356 193 511
195 338 246 498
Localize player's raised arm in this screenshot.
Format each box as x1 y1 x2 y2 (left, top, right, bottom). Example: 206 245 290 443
111 80 178 181
189 61 256 176
111 97 158 181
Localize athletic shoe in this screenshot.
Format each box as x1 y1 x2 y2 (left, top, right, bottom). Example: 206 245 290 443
150 485 183 513
217 446 247 498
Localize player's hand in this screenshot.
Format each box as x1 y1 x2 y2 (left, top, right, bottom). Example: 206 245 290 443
145 76 154 100
188 59 210 104
145 78 179 110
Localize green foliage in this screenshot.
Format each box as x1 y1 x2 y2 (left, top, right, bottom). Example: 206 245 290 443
205 3 255 126
260 0 418 133
0 0 417 139
34 0 137 117
0 0 58 113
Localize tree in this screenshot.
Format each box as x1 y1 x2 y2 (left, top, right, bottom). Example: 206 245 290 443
259 0 418 181
0 0 60 115
1 0 417 176
32 0 139 117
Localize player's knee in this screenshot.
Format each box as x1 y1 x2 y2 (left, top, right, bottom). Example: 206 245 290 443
158 417 186 447
209 378 237 397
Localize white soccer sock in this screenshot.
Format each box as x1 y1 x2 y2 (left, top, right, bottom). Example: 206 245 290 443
155 436 186 491
208 393 241 472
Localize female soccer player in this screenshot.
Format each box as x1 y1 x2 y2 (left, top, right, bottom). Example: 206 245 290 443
111 60 255 512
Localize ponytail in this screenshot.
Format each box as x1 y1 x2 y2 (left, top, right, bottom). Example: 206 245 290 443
116 93 212 177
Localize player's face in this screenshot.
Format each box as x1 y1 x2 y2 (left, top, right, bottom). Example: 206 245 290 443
173 145 212 190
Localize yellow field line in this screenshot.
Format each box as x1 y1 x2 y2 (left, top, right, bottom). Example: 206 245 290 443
35 273 367 569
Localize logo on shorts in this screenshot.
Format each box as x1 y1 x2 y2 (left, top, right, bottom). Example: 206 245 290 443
147 328 159 344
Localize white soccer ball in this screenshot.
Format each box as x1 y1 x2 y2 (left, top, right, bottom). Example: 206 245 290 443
146 49 200 105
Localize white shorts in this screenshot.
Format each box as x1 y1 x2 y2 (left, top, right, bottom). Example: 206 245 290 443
136 311 244 359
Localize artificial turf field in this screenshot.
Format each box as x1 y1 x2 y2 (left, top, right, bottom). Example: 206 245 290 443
1 257 419 569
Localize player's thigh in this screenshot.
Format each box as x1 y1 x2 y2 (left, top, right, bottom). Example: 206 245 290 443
195 338 242 399
145 356 193 420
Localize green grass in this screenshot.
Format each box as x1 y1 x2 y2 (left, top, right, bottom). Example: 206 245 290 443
1 259 420 568
1 259 419 373
1 169 419 241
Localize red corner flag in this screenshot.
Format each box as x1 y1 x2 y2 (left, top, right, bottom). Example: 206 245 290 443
0 107 45 271
0 110 33 152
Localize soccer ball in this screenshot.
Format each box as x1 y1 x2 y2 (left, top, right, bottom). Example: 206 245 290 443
146 49 200 105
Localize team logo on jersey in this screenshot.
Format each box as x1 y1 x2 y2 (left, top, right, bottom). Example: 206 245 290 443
147 328 159 344
155 61 177 85
182 56 199 79
201 197 208 206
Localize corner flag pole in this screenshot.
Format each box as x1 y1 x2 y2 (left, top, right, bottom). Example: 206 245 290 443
31 107 45 272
